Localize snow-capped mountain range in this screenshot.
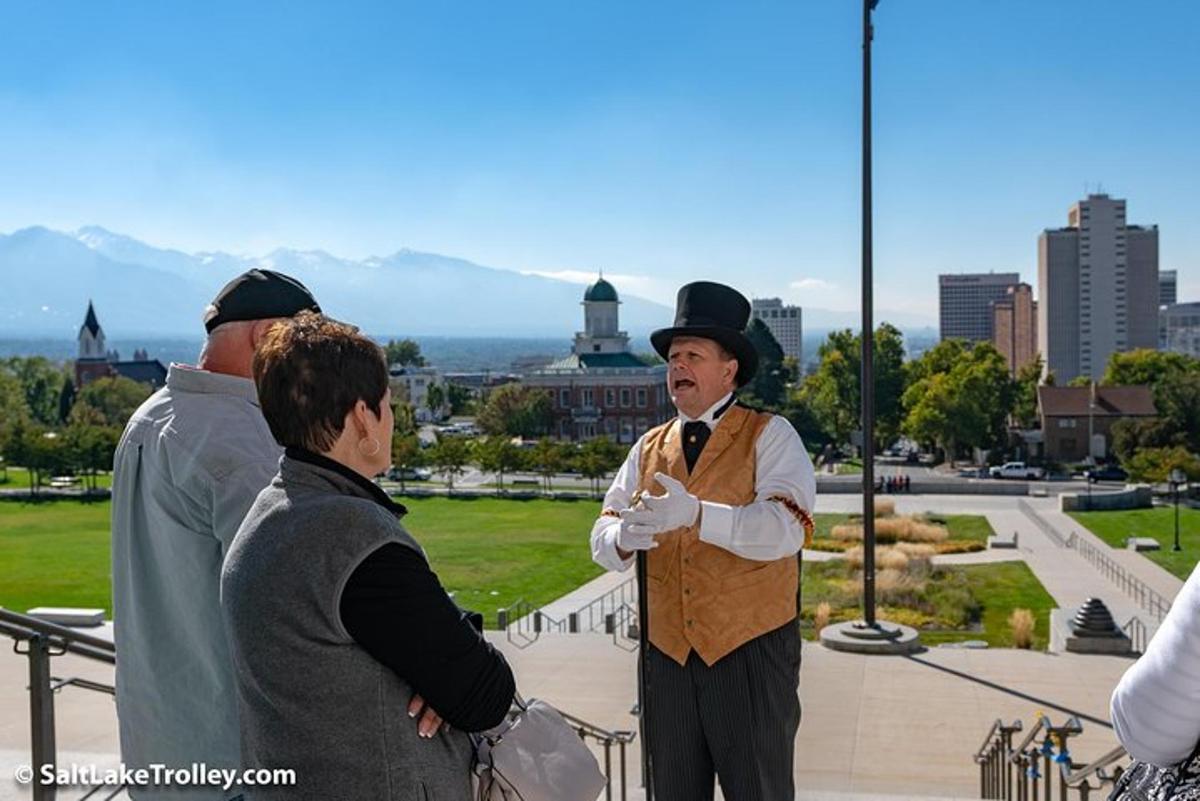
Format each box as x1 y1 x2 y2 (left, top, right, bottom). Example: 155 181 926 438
0 226 674 337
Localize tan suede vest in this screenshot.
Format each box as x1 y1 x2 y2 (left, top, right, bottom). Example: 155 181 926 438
639 404 799 666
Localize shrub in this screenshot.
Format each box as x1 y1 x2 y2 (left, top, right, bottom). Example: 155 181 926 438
874 498 896 517
814 601 832 632
831 515 949 544
1009 608 1035 649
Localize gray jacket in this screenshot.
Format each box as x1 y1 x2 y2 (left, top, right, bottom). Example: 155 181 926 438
221 455 475 800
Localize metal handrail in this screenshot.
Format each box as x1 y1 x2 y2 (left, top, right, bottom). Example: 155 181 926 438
573 577 637 633
977 713 1128 801
1061 745 1128 786
1066 532 1171 622
0 608 121 801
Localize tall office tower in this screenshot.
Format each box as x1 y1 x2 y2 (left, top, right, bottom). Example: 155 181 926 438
1162 302 1200 358
751 297 803 365
1037 194 1159 383
992 283 1038 375
938 273 1020 342
1160 269 1178 306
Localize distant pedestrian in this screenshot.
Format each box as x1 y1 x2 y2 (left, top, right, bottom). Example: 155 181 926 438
111 270 320 800
904 474 911 493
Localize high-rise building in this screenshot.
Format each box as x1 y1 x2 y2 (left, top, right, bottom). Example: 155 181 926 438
938 273 1020 342
992 283 1038 375
1162 302 1200 359
1037 194 1159 383
750 298 802 365
1160 269 1178 306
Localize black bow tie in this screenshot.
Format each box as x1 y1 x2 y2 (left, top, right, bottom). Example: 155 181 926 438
682 421 711 473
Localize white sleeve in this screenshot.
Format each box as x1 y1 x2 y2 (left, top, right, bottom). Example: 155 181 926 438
698 415 816 561
590 439 642 573
1111 562 1200 766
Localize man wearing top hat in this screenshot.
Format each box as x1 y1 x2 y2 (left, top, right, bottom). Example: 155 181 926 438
590 281 816 801
111 270 321 799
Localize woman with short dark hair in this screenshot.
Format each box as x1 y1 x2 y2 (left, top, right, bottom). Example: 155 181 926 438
221 312 514 800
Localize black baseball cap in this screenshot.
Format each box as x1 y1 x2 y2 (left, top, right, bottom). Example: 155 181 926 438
202 269 321 333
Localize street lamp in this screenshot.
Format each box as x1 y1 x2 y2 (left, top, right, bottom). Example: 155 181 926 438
1170 467 1187 553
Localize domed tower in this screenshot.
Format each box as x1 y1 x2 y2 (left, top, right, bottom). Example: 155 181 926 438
574 274 630 356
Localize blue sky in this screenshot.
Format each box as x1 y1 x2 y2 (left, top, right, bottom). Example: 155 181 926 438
0 1 1196 323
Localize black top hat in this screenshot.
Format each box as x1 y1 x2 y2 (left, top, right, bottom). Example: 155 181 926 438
650 281 758 387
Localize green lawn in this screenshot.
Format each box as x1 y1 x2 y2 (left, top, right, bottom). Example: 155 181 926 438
1068 507 1200 580
0 495 605 628
801 560 1055 649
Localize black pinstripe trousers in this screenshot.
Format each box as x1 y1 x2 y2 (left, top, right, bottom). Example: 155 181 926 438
644 620 802 801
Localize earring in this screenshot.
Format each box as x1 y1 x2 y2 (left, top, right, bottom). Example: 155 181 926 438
358 437 381 457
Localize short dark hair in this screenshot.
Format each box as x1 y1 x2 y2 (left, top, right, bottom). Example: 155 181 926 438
253 312 389 452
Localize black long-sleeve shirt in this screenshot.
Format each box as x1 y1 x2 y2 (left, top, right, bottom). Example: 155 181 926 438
285 447 514 733
340 543 515 733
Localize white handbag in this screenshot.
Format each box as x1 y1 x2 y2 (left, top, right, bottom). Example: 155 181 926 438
473 694 607 801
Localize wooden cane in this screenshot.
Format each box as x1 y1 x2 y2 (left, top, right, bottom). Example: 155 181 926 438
636 549 654 800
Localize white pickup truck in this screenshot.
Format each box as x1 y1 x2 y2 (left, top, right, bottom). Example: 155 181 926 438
988 461 1045 480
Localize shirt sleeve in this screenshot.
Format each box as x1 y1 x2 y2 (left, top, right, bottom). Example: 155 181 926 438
1111 561 1200 766
590 439 642 573
339 542 516 733
211 457 281 555
697 415 817 561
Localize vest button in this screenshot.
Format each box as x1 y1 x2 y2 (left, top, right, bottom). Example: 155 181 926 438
686 619 694 628
683 587 691 595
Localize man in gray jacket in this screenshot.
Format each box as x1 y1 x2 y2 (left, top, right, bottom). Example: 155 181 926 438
111 270 320 799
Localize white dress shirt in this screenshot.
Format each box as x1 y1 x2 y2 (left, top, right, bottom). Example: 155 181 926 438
590 393 817 572
1112 561 1200 766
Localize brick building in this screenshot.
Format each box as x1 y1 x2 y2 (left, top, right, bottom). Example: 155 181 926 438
524 277 672 443
1037 384 1156 463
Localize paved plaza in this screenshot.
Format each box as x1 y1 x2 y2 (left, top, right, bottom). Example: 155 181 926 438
0 492 1186 800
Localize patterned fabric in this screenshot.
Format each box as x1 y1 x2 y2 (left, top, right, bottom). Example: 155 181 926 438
767 494 816 548
1110 746 1200 801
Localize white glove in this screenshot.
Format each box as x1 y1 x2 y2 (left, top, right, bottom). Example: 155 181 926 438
620 472 700 535
615 516 660 553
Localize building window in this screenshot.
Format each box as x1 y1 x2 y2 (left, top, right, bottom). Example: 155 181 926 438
636 388 647 407
620 419 634 444
620 388 631 407
1058 419 1076 429
605 388 616 407
582 388 594 406
560 388 570 408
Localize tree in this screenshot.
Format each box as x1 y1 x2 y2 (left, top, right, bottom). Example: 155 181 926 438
392 401 418 437
1102 349 1199 388
901 340 1014 464
798 324 907 449
428 435 471 493
13 425 69 496
447 383 474 416
3 357 68 426
1124 446 1200 484
475 436 524 495
0 371 30 450
390 434 426 493
426 383 446 422
383 339 426 367
65 422 121 492
576 437 625 497
69 376 152 428
1111 418 1181 465
1011 354 1045 430
1156 371 1200 453
743 319 788 409
477 384 553 439
529 438 567 494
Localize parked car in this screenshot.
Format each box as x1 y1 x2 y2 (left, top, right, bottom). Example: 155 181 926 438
387 466 432 482
1086 464 1129 482
988 461 1045 480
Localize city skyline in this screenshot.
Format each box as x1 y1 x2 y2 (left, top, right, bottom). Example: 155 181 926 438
0 1 1197 322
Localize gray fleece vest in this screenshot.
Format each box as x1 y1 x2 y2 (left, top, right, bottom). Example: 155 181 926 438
220 456 474 800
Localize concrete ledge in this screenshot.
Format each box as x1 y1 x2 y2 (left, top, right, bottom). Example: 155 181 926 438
1061 485 1153 512
1127 537 1161 552
988 532 1019 549
815 479 1031 496
819 620 922 655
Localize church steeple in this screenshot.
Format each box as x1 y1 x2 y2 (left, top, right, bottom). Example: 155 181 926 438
78 300 107 361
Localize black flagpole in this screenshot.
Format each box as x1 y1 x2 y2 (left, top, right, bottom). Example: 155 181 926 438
636 550 653 798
